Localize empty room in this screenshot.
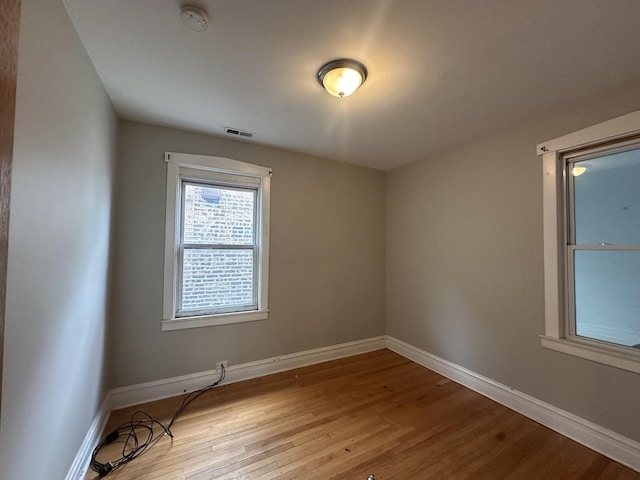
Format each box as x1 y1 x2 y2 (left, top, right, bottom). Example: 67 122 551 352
2 0 640 479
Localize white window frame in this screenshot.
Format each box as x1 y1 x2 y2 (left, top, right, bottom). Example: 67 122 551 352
538 110 640 374
162 152 271 331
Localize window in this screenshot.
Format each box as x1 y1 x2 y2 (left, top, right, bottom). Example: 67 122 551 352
538 110 640 373
163 152 271 331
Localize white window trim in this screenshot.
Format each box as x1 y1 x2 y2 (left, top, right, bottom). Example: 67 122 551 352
538 110 640 374
162 152 271 331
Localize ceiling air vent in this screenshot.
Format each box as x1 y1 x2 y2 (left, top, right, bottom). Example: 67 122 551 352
224 127 254 139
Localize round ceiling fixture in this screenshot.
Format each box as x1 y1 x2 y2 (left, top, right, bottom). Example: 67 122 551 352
180 5 209 32
317 59 367 98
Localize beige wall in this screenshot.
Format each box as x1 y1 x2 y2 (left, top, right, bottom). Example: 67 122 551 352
0 0 118 478
387 79 640 442
110 121 387 388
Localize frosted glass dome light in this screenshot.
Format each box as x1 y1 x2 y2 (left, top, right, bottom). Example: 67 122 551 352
317 59 367 98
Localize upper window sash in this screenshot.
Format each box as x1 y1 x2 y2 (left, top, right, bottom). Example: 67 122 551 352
565 140 640 248
179 179 258 247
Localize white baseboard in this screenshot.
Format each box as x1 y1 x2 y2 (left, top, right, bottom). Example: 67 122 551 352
65 395 111 480
386 335 640 473
74 336 639 477
110 336 386 409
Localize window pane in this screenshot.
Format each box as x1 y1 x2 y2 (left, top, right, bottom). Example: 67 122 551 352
183 183 255 245
574 250 640 348
573 147 640 245
181 249 255 312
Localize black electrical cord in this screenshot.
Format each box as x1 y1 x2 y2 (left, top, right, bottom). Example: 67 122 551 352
90 365 226 477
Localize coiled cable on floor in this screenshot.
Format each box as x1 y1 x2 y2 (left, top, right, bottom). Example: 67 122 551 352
90 365 226 477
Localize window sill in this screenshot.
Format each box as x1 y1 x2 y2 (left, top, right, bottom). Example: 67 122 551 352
162 310 269 331
540 335 640 374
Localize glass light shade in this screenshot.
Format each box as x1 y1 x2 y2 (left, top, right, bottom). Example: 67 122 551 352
322 67 363 97
318 59 367 98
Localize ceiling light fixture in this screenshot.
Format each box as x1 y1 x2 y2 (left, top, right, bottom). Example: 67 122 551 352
317 59 367 98
180 5 209 32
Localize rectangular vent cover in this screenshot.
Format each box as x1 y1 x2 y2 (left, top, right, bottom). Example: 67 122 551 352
225 127 254 138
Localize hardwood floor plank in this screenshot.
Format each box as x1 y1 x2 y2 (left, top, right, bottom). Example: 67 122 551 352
85 350 640 480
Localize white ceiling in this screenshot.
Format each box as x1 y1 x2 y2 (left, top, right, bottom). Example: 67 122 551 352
63 0 640 171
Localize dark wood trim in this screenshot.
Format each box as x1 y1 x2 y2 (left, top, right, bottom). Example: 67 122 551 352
0 0 21 422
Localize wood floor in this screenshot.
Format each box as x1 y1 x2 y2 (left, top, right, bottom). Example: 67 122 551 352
86 349 640 480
